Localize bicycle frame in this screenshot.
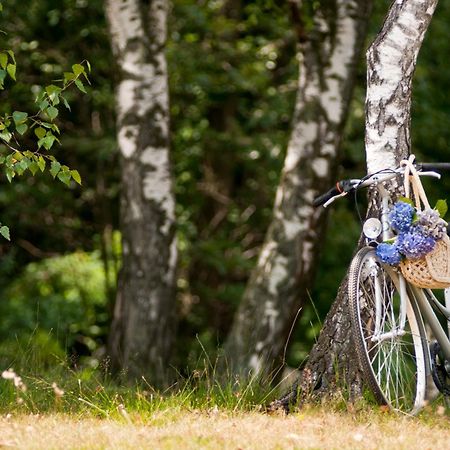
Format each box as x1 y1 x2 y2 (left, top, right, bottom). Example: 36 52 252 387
412 287 450 361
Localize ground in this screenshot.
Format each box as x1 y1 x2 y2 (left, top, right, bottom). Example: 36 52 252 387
0 407 449 449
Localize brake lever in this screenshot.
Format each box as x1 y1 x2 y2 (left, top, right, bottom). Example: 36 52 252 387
323 192 348 208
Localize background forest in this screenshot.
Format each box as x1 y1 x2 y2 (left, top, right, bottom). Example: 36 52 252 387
1 0 450 386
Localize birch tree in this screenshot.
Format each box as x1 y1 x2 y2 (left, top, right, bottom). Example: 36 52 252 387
105 0 177 385
273 0 438 409
223 0 373 378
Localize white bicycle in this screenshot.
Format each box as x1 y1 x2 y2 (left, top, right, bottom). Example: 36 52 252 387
314 158 450 413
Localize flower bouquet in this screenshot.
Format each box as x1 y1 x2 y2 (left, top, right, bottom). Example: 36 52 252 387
376 198 450 289
376 199 447 265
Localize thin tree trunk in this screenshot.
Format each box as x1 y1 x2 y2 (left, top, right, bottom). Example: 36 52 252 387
273 0 438 410
222 0 373 379
105 0 177 386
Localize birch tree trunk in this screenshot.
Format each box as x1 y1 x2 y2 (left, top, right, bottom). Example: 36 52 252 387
222 0 373 379
105 0 177 386
273 0 438 410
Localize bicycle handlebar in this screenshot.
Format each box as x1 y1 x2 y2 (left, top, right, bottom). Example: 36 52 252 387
416 162 450 171
313 161 450 208
312 184 342 207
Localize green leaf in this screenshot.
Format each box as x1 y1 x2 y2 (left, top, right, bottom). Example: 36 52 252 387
16 123 28 135
63 71 75 83
71 169 81 185
46 106 59 120
35 89 45 104
435 199 448 219
86 60 91 73
45 84 62 104
15 158 30 175
0 53 7 69
0 130 12 142
38 156 46 172
50 161 61 178
46 84 61 96
72 64 85 77
7 63 16 81
42 135 56 150
38 100 49 111
5 154 14 166
75 79 87 93
5 167 14 182
12 110 28 124
0 225 10 241
61 96 71 111
34 127 46 139
28 161 39 175
397 196 414 206
7 50 15 64
57 170 71 186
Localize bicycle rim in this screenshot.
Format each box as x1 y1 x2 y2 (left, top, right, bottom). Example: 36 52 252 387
348 247 427 413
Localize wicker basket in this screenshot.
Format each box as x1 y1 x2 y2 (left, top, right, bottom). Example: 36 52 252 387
400 236 450 288
398 155 450 289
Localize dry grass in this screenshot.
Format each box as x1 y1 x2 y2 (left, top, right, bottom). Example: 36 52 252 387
0 407 449 449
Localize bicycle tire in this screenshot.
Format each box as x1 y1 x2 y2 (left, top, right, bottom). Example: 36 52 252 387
348 246 428 413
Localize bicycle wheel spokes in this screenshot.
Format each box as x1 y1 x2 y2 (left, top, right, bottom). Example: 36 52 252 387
349 247 427 413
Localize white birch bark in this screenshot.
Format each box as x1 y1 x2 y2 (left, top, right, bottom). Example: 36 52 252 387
222 0 373 378
365 0 438 171
105 0 177 386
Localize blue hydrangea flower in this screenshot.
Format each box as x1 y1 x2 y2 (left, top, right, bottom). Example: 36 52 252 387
376 243 402 265
388 201 415 232
397 229 436 259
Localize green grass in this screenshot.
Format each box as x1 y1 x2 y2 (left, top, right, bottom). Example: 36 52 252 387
1 340 449 422
0 352 281 418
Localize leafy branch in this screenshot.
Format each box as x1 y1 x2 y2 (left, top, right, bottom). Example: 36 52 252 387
0 59 91 186
0 1 90 240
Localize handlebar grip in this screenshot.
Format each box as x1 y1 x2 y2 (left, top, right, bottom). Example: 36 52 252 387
417 162 450 171
313 186 341 207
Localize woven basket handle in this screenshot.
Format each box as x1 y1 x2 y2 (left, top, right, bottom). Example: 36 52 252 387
401 154 431 212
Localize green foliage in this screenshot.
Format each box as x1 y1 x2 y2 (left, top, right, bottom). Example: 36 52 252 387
0 4 91 243
0 0 117 291
169 0 297 367
0 58 90 186
0 330 66 371
0 224 9 240
435 199 448 219
0 250 112 365
398 196 415 206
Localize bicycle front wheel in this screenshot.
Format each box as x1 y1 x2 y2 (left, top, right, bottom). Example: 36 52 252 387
348 247 428 413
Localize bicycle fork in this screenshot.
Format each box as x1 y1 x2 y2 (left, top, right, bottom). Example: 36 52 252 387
370 264 407 342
